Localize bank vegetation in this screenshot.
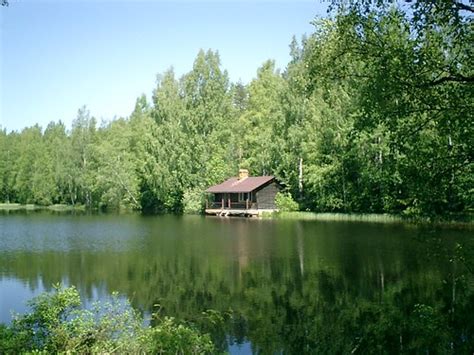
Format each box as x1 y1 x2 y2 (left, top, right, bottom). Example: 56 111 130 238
0 0 471 219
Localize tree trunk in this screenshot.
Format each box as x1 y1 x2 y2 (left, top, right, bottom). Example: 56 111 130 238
298 157 303 198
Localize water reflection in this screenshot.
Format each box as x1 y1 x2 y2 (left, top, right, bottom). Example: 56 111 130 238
0 277 46 323
0 212 473 353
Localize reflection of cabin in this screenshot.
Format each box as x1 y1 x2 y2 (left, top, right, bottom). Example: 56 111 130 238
205 169 281 217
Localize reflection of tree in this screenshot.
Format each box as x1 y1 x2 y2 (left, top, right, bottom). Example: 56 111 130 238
1 219 473 352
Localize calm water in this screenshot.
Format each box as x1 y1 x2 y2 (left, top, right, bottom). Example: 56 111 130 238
1 211 473 353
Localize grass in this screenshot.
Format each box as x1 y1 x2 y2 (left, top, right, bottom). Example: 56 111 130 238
273 211 403 223
0 203 41 211
0 203 85 211
0 203 23 210
47 204 86 211
271 211 474 229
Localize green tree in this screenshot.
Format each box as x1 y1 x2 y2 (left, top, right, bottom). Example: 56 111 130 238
94 118 140 210
236 60 285 176
0 128 17 202
181 49 236 187
13 125 43 204
70 106 98 207
324 1 474 215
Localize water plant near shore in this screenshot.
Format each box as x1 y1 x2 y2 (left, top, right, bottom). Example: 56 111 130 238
0 285 215 354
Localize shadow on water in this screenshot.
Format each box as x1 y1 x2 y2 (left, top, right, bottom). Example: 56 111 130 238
0 211 473 353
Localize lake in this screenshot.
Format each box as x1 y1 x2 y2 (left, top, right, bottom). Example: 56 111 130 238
1 211 473 353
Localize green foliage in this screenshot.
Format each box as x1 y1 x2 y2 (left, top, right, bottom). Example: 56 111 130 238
0 324 23 354
142 317 214 354
275 192 299 212
183 188 205 214
94 118 140 210
1 2 472 218
236 60 285 176
0 285 215 353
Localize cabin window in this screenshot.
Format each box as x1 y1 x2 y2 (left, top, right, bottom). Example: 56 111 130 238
250 192 257 202
238 193 249 201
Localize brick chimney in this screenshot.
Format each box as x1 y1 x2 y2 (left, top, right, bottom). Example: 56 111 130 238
238 169 249 180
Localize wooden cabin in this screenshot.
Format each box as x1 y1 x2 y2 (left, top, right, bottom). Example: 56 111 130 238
205 169 281 217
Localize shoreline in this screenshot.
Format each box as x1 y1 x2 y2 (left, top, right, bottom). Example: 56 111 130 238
1 203 472 229
0 203 86 212
270 211 474 230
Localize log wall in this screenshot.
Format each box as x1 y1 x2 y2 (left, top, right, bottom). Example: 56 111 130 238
256 182 280 209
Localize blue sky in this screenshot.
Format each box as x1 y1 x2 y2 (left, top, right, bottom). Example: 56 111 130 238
1 0 328 132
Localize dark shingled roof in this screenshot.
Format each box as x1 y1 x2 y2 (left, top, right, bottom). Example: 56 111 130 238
206 176 275 193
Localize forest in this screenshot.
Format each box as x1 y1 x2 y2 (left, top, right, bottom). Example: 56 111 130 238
0 0 472 217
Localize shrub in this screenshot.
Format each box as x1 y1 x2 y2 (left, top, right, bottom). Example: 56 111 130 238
0 324 23 354
275 192 299 212
183 188 205 214
0 285 215 353
142 317 214 354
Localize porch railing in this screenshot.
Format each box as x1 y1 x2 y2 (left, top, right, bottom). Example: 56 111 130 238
207 201 224 209
206 200 255 209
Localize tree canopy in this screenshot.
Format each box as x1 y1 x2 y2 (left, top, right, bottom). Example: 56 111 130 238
1 1 472 217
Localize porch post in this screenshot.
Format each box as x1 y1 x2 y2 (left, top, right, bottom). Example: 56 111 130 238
246 198 249 210
221 198 224 209
228 198 231 209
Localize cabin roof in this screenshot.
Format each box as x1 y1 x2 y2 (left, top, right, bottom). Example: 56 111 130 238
206 176 275 193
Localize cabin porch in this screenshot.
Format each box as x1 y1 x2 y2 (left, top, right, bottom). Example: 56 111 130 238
204 172 280 217
205 192 256 211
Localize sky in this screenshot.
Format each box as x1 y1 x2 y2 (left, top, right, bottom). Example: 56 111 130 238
1 0 328 132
